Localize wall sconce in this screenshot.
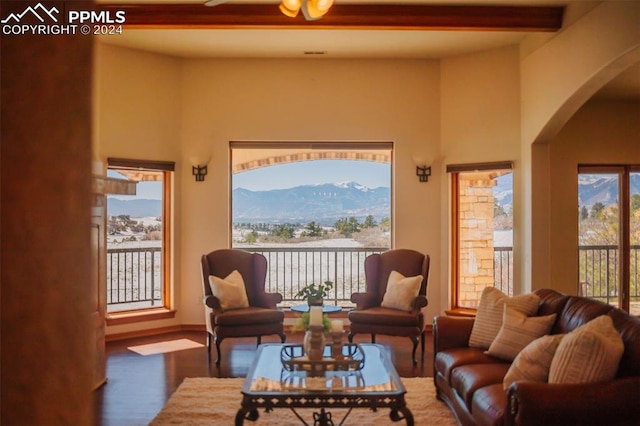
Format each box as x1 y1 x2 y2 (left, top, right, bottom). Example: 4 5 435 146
190 156 210 182
413 156 432 183
416 165 432 182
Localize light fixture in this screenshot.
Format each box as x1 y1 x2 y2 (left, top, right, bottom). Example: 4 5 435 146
279 0 334 20
416 165 432 182
413 155 432 183
190 156 210 182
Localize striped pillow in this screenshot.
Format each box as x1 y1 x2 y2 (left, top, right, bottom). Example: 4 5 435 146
503 333 564 389
468 287 541 349
549 315 623 384
486 306 556 361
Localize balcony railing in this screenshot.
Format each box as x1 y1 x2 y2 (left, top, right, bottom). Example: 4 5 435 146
240 247 388 306
494 246 513 296
104 244 638 311
579 244 640 306
106 247 162 311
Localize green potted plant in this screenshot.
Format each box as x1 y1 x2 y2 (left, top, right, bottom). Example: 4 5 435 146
295 280 333 306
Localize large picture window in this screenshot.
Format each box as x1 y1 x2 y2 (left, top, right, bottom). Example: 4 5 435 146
230 142 392 306
448 162 514 311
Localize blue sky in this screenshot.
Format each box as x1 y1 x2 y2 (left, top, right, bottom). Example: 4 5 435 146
233 160 390 191
108 160 391 199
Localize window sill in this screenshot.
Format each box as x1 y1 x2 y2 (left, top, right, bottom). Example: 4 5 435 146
444 308 477 317
106 308 176 326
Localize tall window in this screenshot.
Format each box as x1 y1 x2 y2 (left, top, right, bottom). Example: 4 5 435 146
106 158 173 315
578 165 639 314
448 162 514 311
230 142 392 305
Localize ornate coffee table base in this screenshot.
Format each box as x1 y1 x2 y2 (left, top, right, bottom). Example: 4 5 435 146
235 393 414 426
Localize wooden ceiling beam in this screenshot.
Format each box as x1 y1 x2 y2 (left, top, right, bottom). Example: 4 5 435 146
97 3 564 31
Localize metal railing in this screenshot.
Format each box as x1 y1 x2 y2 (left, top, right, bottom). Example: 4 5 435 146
106 247 162 310
579 244 640 305
494 246 513 296
240 247 387 305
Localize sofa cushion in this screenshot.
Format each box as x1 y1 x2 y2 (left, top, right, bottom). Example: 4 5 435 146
503 333 564 389
435 347 501 384
471 383 507 426
208 270 249 310
451 363 511 409
215 306 284 326
347 306 421 326
469 287 540 349
486 306 556 361
549 315 624 384
380 270 423 311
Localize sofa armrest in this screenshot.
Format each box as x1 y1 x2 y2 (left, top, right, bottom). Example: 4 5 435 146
433 315 475 353
351 292 378 310
506 377 640 426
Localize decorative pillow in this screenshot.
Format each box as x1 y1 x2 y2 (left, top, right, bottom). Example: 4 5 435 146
208 270 249 310
469 287 541 349
549 315 624 384
486 306 556 361
503 333 564 389
380 270 423 311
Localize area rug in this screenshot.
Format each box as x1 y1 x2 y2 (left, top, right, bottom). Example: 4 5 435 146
150 377 457 425
127 339 204 356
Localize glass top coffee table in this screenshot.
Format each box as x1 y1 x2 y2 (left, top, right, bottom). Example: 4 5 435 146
235 343 413 425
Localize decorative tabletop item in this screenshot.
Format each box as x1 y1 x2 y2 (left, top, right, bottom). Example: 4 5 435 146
295 280 333 306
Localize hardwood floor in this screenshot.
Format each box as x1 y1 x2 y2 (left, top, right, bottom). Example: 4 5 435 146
94 330 435 426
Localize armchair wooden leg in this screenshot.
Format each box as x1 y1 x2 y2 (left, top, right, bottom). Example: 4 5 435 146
279 333 286 343
410 336 419 365
215 336 223 366
347 332 355 343
420 330 426 363
371 334 376 344
257 336 261 346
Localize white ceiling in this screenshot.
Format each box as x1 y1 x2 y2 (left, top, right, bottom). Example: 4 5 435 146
96 0 640 98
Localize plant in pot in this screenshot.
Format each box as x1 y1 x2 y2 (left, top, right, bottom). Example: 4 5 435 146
295 280 333 306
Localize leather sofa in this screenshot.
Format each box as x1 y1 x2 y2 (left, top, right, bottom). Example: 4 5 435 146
433 289 640 426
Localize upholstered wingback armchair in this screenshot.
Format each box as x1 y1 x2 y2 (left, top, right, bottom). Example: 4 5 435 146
348 249 430 364
201 249 286 365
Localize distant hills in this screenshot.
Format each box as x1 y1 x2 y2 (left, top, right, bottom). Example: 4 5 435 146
107 198 162 218
579 174 640 208
233 182 390 225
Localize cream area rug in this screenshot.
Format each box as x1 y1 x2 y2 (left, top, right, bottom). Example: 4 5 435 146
128 339 204 356
151 377 457 425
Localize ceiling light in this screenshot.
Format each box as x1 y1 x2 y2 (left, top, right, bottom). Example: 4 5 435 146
280 0 334 20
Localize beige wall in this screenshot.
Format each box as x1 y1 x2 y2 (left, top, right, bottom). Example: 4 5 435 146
440 46 522 306
96 44 185 334
97 54 445 333
534 99 640 294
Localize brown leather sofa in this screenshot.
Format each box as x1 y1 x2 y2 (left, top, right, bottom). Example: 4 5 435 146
433 289 640 426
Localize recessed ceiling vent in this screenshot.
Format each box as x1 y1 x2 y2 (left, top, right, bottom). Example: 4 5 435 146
303 51 327 56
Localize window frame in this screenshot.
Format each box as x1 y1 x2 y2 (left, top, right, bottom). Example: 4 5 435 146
447 161 514 314
578 164 639 313
105 158 176 325
228 141 394 248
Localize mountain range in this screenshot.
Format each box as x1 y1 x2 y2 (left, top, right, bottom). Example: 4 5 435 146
107 175 639 221
233 181 390 225
579 174 640 208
